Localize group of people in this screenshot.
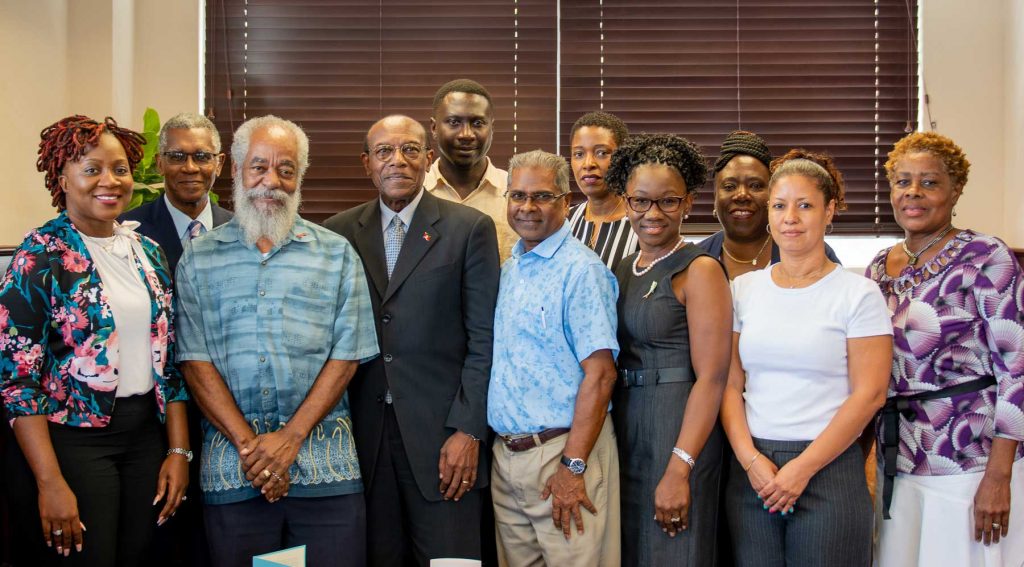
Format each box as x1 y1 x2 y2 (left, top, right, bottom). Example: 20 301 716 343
0 78 1020 567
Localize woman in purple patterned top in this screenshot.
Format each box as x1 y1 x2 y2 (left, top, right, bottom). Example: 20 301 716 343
868 131 1024 566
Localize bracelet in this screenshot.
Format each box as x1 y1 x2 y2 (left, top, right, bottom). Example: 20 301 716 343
167 447 193 463
743 453 761 472
463 431 481 442
671 447 695 469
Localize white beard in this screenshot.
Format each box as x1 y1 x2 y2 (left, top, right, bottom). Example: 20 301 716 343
232 177 302 248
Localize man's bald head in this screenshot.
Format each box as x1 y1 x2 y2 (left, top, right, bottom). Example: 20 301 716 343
363 115 428 153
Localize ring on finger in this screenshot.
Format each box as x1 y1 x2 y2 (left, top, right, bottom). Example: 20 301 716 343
262 469 272 479
670 517 681 523
52 528 63 536
271 472 283 481
993 522 1002 529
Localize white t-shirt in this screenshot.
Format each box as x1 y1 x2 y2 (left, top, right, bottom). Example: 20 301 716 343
732 265 892 441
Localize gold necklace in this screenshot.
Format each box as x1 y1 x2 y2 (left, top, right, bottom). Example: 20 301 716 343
722 235 772 266
901 225 954 266
777 261 833 288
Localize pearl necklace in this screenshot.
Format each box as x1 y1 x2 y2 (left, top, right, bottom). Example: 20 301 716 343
722 235 772 266
901 225 954 266
632 237 685 277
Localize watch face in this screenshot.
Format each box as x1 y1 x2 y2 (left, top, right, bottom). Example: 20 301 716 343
568 458 586 475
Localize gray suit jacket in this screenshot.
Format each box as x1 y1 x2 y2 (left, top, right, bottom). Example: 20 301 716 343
324 190 500 501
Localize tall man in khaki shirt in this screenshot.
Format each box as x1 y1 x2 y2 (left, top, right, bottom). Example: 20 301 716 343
425 79 517 262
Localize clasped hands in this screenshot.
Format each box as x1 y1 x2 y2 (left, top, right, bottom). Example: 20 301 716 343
238 428 303 503
747 453 812 516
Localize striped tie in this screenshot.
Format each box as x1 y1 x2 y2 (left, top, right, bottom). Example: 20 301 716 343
187 219 205 240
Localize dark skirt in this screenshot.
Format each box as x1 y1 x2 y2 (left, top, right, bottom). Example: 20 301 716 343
613 379 724 567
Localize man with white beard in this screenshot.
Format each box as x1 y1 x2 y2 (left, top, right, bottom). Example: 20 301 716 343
174 115 380 567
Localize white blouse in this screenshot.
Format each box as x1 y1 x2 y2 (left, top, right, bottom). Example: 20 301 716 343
80 223 155 398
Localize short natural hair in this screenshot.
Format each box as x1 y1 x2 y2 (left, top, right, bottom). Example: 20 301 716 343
159 112 222 153
507 149 571 195
885 131 970 190
230 115 310 180
432 79 493 113
604 133 708 196
769 149 847 211
570 112 629 146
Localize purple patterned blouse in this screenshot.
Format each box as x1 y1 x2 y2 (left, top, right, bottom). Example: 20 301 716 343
867 230 1024 475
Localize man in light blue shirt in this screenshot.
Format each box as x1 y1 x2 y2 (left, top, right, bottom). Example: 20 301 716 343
176 115 378 567
488 149 621 567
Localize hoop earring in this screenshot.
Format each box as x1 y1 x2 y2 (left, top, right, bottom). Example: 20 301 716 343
766 223 771 235
826 223 834 235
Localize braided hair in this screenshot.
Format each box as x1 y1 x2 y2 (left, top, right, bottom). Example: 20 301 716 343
605 133 708 196
713 130 772 175
37 115 145 211
769 148 848 211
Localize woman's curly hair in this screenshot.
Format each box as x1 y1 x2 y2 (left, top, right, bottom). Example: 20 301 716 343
604 133 708 196
884 131 970 190
770 148 847 211
37 115 146 211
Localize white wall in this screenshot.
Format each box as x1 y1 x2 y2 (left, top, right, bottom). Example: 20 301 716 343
1 1 1019 248
0 0 201 245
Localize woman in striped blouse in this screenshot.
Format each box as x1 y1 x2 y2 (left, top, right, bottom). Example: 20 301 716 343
567 112 639 270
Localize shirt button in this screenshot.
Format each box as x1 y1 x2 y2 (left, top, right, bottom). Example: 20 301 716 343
262 389 270 396
261 260 268 266
383 354 393 363
382 314 392 324
259 289 266 296
259 355 266 363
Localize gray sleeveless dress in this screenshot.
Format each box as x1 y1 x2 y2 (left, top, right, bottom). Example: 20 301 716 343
612 244 724 566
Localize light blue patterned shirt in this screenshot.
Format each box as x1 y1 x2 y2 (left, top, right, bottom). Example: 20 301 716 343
488 221 619 434
175 217 380 505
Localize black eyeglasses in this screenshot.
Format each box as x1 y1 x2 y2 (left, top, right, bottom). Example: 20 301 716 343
371 144 424 162
504 191 570 205
625 196 686 213
161 150 219 165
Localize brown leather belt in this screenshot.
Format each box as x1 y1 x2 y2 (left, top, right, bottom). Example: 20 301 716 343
499 428 570 452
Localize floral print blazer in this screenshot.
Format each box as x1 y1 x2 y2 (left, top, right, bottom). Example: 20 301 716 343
0 212 186 427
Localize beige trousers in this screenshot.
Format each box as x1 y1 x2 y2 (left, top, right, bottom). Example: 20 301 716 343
491 417 621 567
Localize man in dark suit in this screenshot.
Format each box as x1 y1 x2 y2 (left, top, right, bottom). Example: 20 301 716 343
121 112 233 274
119 112 231 567
325 115 500 566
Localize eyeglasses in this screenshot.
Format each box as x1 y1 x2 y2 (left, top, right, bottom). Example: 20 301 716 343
161 150 219 165
625 196 686 213
371 143 424 162
504 191 570 205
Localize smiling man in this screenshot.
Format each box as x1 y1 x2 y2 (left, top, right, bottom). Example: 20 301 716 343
424 79 516 262
121 113 233 274
489 149 621 567
175 115 379 567
325 115 500 566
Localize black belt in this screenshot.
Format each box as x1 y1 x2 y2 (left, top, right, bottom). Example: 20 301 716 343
619 367 694 388
880 376 996 520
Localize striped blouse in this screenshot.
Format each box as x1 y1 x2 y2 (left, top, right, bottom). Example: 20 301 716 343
568 202 639 271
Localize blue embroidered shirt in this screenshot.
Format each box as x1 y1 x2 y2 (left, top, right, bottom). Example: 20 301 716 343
487 221 619 434
175 217 379 504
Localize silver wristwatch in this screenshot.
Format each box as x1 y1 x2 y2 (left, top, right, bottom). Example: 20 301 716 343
167 447 193 463
560 455 587 475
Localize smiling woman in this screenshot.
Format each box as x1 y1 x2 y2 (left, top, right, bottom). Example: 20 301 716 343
1 115 190 566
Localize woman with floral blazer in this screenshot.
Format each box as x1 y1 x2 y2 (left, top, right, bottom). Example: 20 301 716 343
0 115 190 566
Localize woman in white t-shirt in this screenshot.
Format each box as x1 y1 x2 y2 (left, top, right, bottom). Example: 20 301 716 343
720 152 893 566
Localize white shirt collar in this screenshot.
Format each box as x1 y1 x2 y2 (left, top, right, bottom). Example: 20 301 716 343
380 187 425 234
165 193 214 241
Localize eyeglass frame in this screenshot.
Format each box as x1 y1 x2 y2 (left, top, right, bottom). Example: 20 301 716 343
625 195 688 213
160 150 222 166
368 143 426 162
503 190 572 205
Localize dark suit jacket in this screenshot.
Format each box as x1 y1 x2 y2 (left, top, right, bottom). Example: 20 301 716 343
324 190 500 502
120 196 233 274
